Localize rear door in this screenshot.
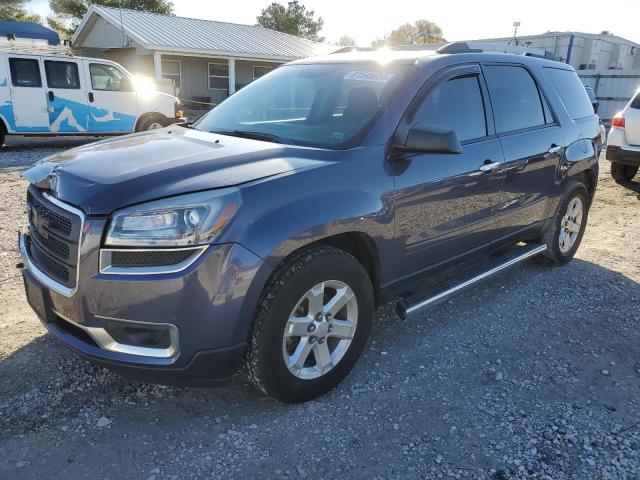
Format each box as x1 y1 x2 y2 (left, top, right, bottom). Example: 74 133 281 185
7 55 49 132
482 64 564 233
43 58 88 133
83 60 138 133
392 64 506 273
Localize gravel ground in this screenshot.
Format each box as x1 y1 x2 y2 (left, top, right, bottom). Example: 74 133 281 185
0 143 639 480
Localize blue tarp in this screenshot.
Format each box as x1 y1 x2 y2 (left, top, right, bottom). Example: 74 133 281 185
0 20 60 46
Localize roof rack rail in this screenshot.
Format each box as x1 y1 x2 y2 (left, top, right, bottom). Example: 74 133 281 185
0 40 74 57
435 42 483 54
330 46 375 54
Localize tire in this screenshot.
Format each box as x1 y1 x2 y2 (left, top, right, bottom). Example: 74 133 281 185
243 246 374 403
0 126 5 147
137 114 167 132
610 162 638 183
536 181 590 266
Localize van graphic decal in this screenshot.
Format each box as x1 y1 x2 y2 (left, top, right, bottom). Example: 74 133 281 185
45 95 136 133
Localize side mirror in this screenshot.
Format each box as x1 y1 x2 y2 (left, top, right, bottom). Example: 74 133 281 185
395 123 462 154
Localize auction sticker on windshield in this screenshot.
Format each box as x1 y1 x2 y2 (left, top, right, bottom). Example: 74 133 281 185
343 71 395 83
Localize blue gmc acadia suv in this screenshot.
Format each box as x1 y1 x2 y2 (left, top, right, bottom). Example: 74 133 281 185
20 43 601 403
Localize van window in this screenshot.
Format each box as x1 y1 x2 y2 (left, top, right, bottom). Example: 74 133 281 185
89 63 132 91
413 75 487 142
544 68 594 120
45 61 80 89
630 93 640 110
9 58 42 88
483 65 546 132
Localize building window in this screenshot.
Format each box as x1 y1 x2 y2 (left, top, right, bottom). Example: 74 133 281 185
161 59 181 88
253 65 274 80
208 62 229 90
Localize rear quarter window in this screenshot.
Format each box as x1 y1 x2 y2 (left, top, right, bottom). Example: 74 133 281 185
630 93 640 109
543 67 594 120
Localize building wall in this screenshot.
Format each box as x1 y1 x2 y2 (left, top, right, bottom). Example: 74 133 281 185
475 33 640 70
161 55 282 105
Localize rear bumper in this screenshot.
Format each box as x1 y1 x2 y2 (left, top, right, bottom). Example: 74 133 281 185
606 145 640 166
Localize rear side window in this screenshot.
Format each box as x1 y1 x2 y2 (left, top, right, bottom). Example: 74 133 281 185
413 75 487 142
9 58 42 88
630 93 640 109
483 65 546 132
544 67 594 120
45 61 80 89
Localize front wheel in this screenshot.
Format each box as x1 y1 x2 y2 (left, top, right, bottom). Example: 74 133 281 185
244 246 374 403
137 114 167 132
536 181 590 266
610 162 638 183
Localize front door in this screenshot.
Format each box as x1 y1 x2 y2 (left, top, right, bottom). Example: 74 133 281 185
43 58 88 133
392 65 505 278
83 61 138 133
7 55 49 132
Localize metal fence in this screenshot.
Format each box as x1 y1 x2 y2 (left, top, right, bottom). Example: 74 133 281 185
578 70 640 126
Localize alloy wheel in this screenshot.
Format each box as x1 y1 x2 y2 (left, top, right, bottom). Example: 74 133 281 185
559 196 583 253
282 280 358 380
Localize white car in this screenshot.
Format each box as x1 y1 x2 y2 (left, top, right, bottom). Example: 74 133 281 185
606 89 640 182
0 50 183 146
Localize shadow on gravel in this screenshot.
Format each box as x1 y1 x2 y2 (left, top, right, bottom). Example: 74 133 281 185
616 179 640 196
1 256 640 479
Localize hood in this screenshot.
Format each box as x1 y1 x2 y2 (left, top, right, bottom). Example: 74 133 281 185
23 127 332 215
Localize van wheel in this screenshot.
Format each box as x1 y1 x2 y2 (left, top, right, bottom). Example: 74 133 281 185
243 246 374 403
0 129 4 147
137 114 167 132
535 181 589 266
611 162 638 183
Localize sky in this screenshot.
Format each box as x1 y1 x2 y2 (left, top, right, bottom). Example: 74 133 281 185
28 0 640 45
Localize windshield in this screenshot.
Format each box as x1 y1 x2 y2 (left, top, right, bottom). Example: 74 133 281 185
194 63 413 148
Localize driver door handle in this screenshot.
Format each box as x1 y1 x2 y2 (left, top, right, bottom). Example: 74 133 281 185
479 160 501 173
547 144 563 156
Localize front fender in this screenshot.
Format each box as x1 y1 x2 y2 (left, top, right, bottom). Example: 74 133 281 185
236 188 393 267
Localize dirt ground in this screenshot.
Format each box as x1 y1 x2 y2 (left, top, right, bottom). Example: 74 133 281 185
0 144 639 479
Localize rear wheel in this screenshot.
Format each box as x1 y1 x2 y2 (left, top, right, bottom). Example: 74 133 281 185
244 246 374 403
137 114 167 132
610 162 638 183
536 181 589 266
0 127 5 147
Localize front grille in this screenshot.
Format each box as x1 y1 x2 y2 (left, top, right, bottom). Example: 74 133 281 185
26 187 82 289
111 249 195 267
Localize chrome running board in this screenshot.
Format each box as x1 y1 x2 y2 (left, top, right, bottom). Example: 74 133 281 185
396 243 547 320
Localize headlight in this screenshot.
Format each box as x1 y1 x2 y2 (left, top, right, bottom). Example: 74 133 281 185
105 188 241 247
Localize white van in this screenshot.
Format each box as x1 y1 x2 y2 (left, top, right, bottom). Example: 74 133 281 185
0 49 183 146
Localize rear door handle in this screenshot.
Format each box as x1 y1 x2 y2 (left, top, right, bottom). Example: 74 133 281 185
479 160 502 173
88 92 94 103
47 91 54 102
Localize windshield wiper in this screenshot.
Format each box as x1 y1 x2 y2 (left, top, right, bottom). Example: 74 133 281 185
212 130 284 144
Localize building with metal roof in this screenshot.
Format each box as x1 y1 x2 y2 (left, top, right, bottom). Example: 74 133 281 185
0 20 60 46
72 5 323 107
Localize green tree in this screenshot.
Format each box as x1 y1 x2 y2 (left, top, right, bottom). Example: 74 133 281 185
256 1 323 42
0 0 42 23
48 0 173 35
372 19 445 48
337 35 356 47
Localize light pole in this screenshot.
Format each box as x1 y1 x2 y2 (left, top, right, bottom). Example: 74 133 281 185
513 21 521 46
